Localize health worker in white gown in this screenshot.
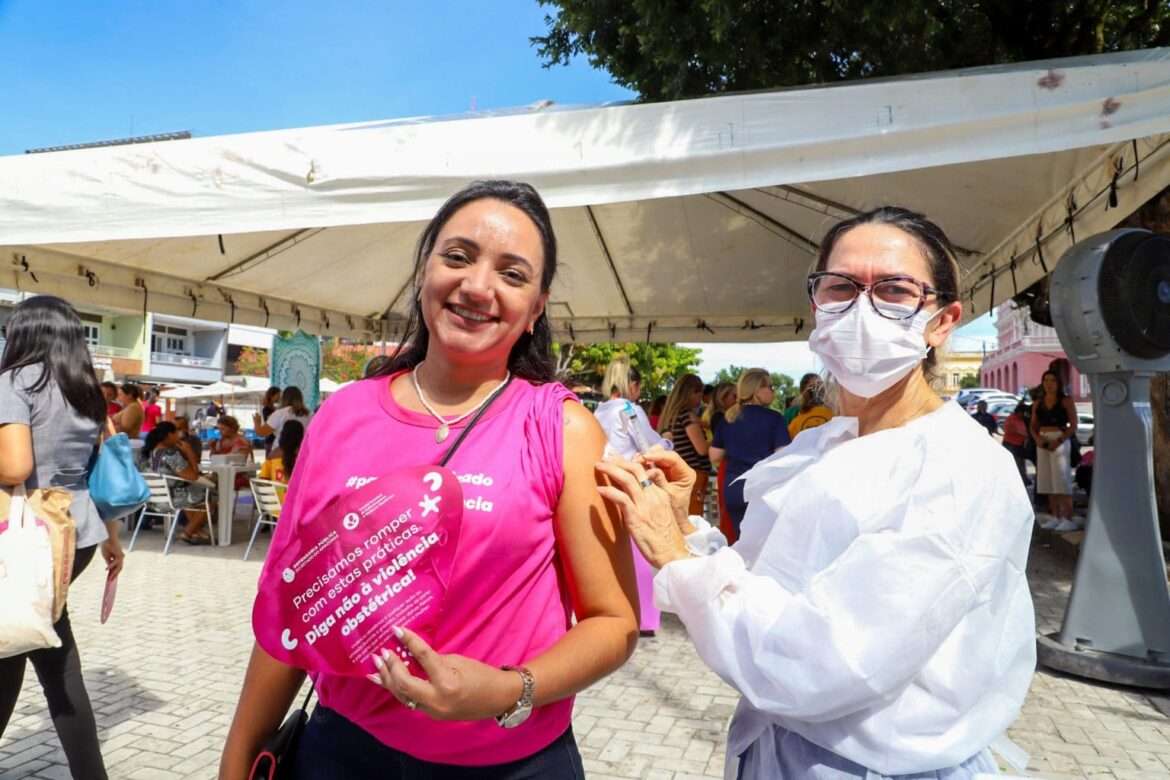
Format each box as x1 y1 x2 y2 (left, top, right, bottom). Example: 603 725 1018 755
596 207 1036 780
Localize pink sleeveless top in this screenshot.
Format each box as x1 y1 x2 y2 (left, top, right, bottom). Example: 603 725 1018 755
255 372 577 765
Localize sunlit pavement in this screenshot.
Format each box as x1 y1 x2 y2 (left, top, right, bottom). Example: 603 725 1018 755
2 522 1169 779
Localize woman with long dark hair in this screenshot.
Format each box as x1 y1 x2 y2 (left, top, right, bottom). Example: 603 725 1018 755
252 385 312 443
257 419 305 488
1031 369 1078 527
260 386 281 453
0 295 125 780
600 207 1034 779
222 181 638 779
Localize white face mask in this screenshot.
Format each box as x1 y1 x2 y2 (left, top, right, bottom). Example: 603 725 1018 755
809 302 943 398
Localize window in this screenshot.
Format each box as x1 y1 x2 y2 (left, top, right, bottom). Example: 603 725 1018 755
151 325 189 355
952 372 960 387
82 323 100 347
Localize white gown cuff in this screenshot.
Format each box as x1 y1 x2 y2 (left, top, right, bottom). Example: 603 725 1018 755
653 546 746 613
684 514 728 556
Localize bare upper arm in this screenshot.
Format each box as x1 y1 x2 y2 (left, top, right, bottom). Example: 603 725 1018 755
0 423 34 485
555 401 638 627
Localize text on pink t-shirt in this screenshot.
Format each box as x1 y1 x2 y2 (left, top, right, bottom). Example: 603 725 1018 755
255 373 577 765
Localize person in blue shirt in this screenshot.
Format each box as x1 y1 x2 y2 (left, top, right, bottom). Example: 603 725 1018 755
710 368 791 534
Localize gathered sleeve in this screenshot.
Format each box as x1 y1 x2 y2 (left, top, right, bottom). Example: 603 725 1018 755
656 528 981 723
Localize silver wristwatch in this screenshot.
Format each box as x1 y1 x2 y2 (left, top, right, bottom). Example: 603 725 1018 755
495 665 535 728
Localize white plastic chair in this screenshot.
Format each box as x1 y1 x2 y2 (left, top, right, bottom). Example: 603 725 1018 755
245 478 284 561
128 473 215 555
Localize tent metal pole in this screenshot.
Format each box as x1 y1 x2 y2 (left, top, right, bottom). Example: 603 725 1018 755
585 205 634 315
708 192 819 254
205 228 325 282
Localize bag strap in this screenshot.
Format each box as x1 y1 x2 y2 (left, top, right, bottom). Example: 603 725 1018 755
438 375 513 467
7 484 28 528
298 373 513 710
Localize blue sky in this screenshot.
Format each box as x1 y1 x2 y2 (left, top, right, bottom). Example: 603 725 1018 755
0 1 633 154
0 0 995 377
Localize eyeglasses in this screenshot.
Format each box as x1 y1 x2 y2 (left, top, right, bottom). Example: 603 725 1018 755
807 271 948 321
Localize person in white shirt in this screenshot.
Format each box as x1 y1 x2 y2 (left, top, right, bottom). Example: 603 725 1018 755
253 385 313 443
596 207 1035 779
593 355 670 636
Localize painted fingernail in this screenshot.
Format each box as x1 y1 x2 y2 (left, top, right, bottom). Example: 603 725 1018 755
372 654 384 670
381 647 393 664
393 625 405 639
366 673 382 685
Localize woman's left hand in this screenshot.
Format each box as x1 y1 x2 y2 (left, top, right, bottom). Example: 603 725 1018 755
367 627 522 721
595 456 692 569
100 534 125 578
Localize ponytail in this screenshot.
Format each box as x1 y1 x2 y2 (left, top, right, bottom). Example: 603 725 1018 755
725 368 771 424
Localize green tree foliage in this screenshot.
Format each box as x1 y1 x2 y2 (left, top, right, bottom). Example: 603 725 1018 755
555 342 702 399
322 341 379 383
536 0 1170 530
711 365 796 411
233 346 269 377
959 373 982 389
534 1 1170 101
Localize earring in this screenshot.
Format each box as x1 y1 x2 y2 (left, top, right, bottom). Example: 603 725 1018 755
527 323 535 335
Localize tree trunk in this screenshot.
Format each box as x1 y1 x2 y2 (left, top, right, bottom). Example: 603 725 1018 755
1122 187 1170 541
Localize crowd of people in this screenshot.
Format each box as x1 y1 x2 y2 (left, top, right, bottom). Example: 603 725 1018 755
1 181 1041 780
0 298 314 778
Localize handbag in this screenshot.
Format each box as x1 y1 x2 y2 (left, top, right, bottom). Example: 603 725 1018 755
0 486 65 658
247 375 513 779
89 430 151 521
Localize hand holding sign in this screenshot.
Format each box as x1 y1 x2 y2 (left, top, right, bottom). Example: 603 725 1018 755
253 466 463 678
365 625 524 722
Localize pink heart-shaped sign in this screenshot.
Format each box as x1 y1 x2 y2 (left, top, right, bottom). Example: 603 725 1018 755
253 465 463 677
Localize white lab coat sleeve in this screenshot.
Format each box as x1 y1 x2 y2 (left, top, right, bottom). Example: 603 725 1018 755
684 514 728 555
655 530 981 723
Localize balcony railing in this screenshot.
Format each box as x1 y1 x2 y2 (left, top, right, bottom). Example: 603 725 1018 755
90 344 136 359
0 339 138 362
151 351 218 368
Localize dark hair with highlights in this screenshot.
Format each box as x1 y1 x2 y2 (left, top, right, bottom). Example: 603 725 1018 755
370 180 558 383
0 295 106 423
815 206 961 377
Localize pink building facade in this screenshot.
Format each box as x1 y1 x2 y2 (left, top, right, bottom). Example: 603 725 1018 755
980 304 1091 402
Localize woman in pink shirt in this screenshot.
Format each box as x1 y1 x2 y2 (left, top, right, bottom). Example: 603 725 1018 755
220 181 639 779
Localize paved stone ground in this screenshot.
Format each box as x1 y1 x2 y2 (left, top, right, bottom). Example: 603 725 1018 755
2 521 1168 779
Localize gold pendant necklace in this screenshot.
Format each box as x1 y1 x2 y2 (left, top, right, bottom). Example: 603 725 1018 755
411 364 511 444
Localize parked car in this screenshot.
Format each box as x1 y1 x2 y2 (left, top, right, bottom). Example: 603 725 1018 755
1076 412 1094 443
964 393 1019 413
955 387 1000 407
985 399 1019 430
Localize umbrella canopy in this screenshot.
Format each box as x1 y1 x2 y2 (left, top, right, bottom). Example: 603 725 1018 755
1 49 1168 343
160 379 259 400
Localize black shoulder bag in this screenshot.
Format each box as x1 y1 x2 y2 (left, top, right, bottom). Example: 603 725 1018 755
248 375 513 780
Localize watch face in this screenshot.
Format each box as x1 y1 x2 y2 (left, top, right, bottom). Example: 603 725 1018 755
500 704 533 729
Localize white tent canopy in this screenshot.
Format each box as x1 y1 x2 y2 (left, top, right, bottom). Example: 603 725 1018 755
161 375 346 400
2 49 1168 343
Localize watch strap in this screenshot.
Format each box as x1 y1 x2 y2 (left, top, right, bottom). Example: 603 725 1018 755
496 665 535 725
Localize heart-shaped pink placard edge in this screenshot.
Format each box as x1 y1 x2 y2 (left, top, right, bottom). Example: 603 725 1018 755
253 465 463 677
